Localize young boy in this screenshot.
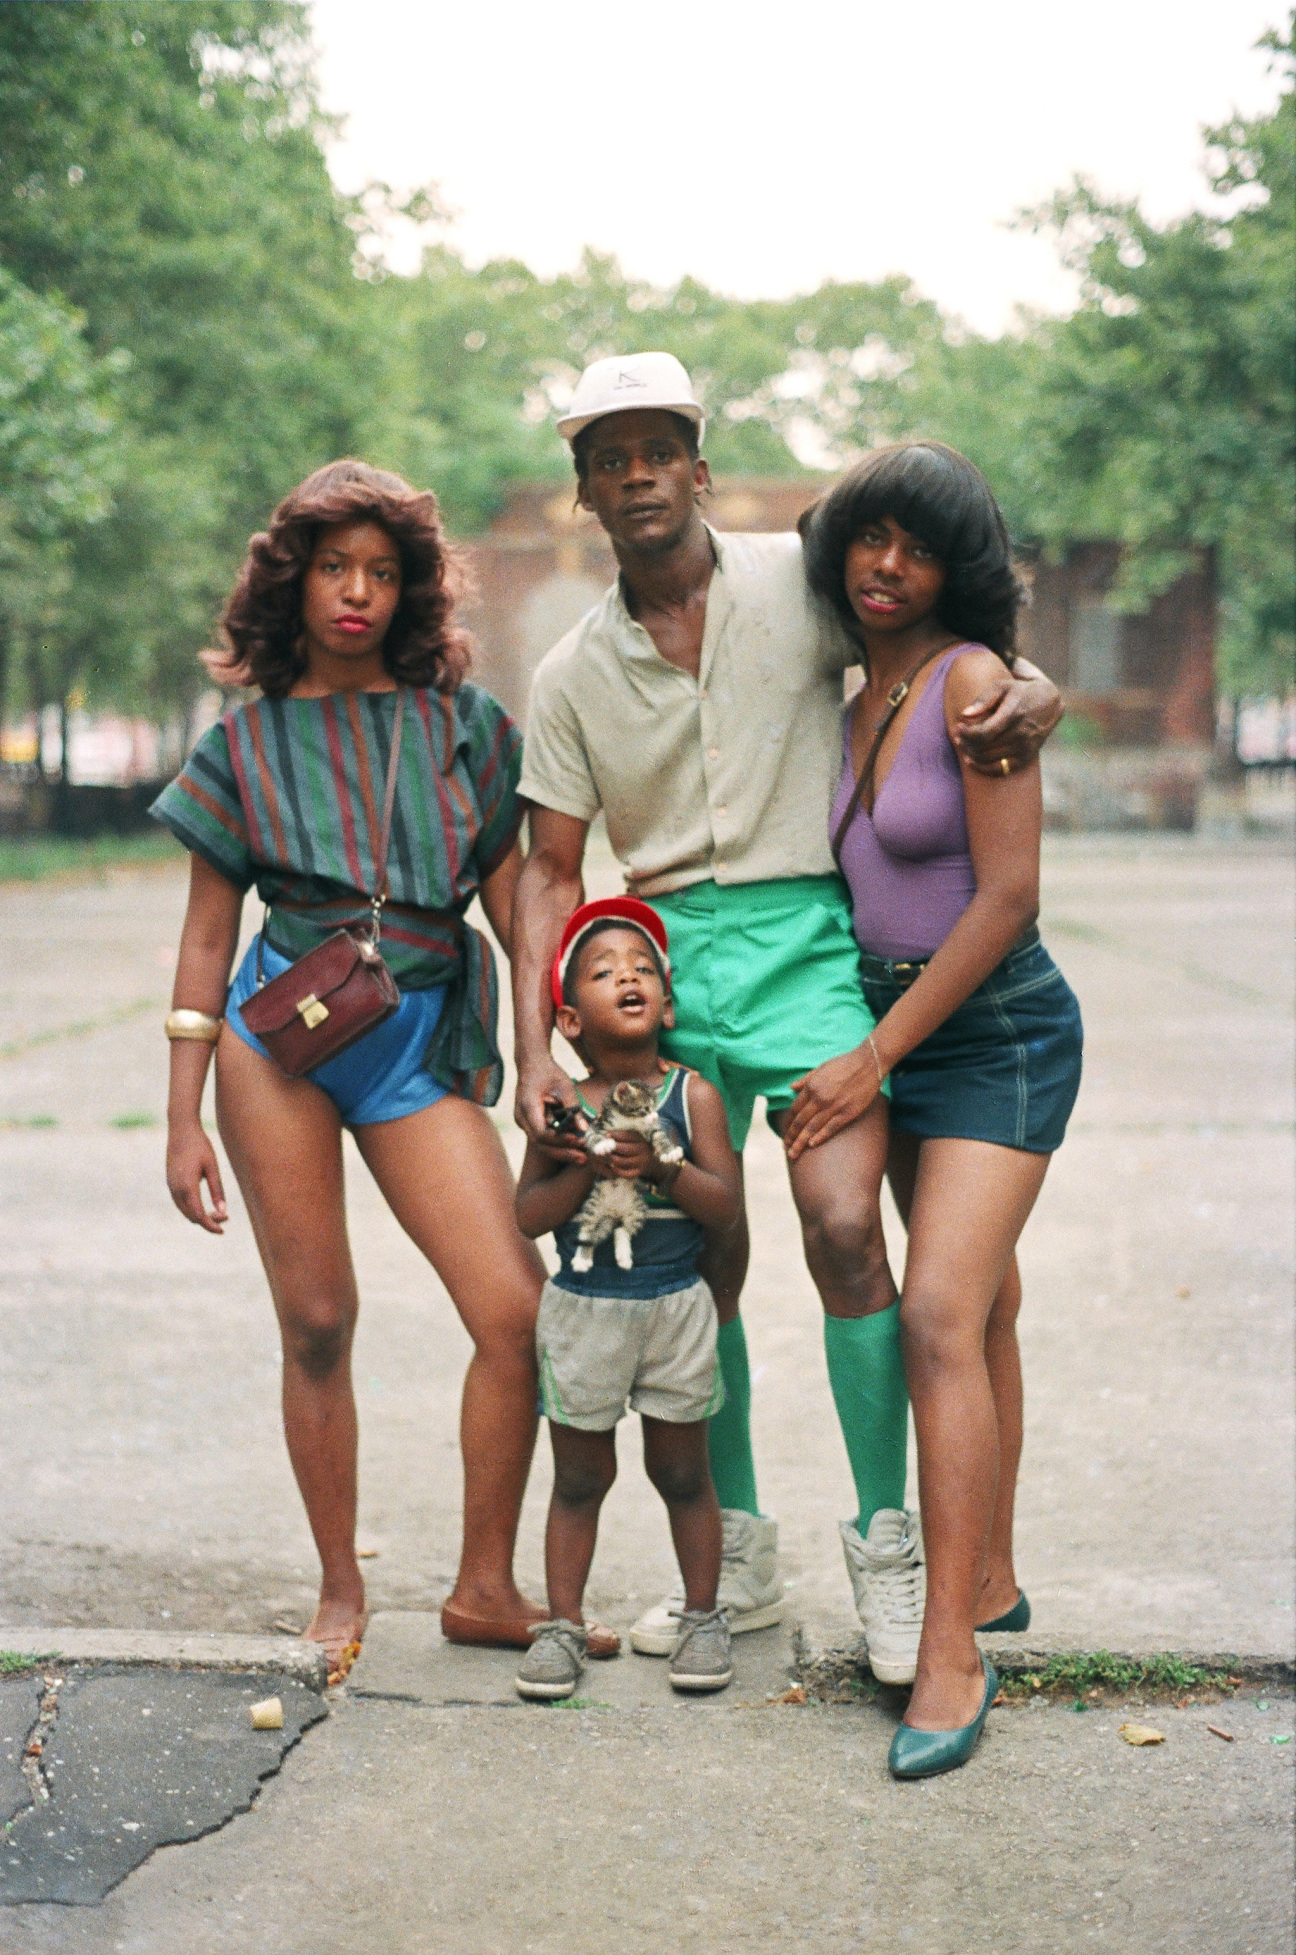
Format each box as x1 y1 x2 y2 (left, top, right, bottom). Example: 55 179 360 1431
514 897 742 1701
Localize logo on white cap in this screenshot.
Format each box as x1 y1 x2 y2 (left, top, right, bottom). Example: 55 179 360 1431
555 351 706 446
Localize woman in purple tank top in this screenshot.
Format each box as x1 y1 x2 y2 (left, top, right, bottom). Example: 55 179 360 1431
787 442 1083 1779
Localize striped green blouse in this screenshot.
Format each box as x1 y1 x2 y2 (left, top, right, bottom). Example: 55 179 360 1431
150 684 522 1104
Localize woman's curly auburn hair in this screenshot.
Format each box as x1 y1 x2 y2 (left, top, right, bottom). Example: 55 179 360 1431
207 460 471 697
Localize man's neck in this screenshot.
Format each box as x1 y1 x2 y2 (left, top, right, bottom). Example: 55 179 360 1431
614 511 715 621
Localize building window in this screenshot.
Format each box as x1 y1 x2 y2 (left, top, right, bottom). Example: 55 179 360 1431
1071 598 1123 692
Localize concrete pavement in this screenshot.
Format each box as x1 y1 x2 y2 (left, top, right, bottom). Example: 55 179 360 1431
0 831 1292 1945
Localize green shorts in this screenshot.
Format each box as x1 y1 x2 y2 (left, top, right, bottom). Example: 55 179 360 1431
650 875 880 1151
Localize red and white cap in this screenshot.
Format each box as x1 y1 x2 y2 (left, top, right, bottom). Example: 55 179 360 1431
551 897 671 1011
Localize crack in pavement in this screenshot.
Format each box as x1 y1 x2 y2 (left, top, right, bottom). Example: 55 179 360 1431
0 1667 327 1906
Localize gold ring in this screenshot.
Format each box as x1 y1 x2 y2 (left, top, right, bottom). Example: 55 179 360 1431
999 757 1011 777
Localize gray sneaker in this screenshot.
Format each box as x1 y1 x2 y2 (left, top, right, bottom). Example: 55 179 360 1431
515 1619 588 1701
668 1608 733 1693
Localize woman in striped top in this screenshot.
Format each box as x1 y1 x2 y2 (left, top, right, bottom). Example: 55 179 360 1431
152 461 548 1679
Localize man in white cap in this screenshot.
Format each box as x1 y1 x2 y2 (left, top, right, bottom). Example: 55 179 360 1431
511 351 1061 1677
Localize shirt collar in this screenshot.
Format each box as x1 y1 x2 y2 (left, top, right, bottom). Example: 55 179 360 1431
608 523 728 649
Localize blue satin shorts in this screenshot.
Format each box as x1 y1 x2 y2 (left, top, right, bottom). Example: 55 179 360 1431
860 934 1083 1155
227 935 450 1128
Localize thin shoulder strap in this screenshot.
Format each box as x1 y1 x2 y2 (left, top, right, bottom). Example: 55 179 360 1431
830 644 950 863
374 687 406 899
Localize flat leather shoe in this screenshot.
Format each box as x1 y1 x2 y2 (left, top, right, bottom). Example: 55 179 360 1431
888 1656 997 1780
440 1601 548 1651
440 1603 621 1657
976 1589 1031 1634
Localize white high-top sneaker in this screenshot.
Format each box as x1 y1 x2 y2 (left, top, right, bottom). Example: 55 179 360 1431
839 1508 925 1685
629 1511 784 1655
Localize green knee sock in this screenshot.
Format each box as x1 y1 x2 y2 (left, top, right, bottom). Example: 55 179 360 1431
823 1304 909 1532
707 1317 760 1516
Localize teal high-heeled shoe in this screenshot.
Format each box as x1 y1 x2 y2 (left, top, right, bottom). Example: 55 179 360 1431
976 1589 1031 1634
888 1655 998 1780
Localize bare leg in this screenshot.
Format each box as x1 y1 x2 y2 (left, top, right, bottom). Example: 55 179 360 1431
215 1034 367 1664
889 1132 1025 1620
545 1424 618 1624
781 1099 896 1319
696 1158 747 1327
355 1096 546 1621
642 1418 723 1612
900 1137 1050 1730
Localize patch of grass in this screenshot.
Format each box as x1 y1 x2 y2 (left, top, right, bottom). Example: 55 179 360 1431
0 832 180 885
0 1114 57 1129
0 1650 54 1675
109 1110 159 1129
547 1696 610 1711
997 1651 1235 1701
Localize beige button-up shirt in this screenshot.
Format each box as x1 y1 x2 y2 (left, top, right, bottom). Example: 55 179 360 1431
519 528 858 898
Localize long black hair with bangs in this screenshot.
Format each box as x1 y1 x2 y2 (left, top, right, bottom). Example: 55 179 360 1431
800 441 1025 660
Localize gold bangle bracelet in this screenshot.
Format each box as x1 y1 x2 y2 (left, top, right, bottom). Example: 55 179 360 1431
165 1009 223 1044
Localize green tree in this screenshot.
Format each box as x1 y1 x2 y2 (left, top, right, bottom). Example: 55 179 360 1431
0 0 367 720
0 266 118 735
983 19 1295 694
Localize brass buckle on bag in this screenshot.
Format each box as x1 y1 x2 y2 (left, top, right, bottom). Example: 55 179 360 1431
296 994 330 1030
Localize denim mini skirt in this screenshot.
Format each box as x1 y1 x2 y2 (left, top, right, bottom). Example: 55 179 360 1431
860 932 1083 1155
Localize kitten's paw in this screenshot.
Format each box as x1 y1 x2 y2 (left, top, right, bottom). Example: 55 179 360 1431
588 1136 616 1157
613 1228 634 1271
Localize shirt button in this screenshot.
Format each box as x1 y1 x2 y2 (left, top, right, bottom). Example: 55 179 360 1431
707 747 719 760
716 805 727 818
700 687 708 699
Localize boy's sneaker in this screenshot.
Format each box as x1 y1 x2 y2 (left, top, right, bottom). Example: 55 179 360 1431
668 1608 733 1692
839 1509 925 1686
515 1619 588 1701
630 1511 783 1654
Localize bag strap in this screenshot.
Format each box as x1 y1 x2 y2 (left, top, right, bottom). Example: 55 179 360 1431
368 687 406 941
831 645 951 863
256 688 407 985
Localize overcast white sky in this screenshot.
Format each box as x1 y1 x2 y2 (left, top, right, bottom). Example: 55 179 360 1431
309 0 1285 336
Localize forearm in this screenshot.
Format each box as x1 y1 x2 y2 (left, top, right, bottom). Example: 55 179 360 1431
516 1162 596 1238
512 851 584 1069
662 1161 740 1232
870 886 1038 1075
168 885 240 1128
479 844 522 958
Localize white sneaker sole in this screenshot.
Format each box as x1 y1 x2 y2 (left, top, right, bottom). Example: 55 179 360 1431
631 1597 785 1656
669 1668 733 1692
515 1676 580 1700
866 1649 918 1686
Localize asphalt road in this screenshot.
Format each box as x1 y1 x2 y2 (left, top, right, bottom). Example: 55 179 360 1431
2 833 1291 1660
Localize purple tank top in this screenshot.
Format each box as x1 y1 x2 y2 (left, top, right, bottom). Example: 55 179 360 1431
832 647 977 960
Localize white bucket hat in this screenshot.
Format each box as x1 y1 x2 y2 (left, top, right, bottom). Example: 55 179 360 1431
556 351 706 446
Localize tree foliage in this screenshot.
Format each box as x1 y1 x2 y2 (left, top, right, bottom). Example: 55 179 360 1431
0 0 1289 733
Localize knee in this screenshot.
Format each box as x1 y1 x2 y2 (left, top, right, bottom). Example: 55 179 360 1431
280 1304 353 1382
473 1293 541 1373
900 1289 979 1380
552 1448 616 1510
645 1453 710 1508
801 1196 891 1301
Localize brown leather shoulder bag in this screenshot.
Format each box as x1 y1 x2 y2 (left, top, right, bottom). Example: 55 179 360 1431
239 690 405 1077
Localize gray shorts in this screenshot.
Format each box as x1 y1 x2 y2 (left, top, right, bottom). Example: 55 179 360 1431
537 1277 725 1432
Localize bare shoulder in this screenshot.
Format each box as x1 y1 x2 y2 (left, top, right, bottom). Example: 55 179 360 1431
679 1068 725 1119
943 646 1013 721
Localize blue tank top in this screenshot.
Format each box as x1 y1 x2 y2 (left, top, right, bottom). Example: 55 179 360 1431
551 1067 704 1298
